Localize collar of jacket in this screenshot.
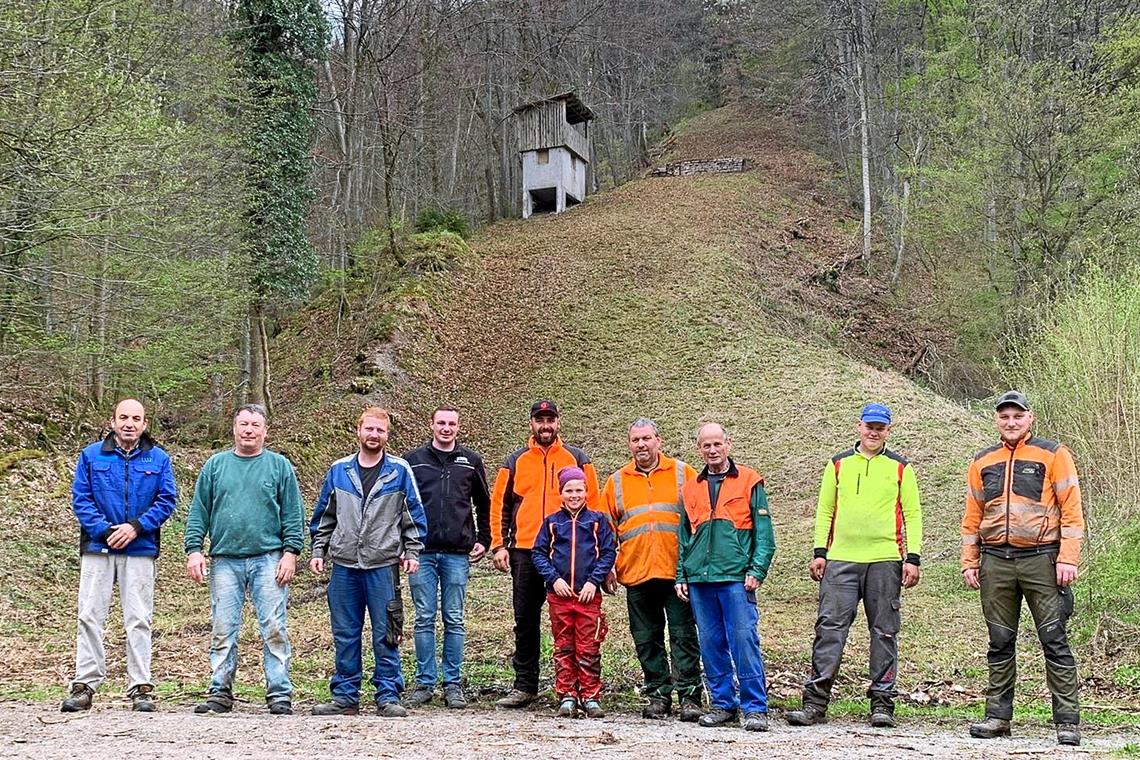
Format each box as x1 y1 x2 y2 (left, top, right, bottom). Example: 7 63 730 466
101 431 155 455
620 455 676 477
426 442 462 462
696 457 739 482
559 503 588 518
852 441 892 460
527 435 566 454
1001 432 1033 451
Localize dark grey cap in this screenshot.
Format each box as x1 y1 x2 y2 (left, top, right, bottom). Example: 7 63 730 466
995 390 1030 411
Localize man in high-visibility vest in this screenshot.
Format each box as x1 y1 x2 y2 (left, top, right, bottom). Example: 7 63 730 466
603 418 702 721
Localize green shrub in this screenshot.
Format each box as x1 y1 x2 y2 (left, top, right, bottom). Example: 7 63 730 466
405 230 472 272
414 206 471 239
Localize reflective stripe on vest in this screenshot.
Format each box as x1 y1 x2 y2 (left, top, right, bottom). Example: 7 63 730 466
614 459 686 537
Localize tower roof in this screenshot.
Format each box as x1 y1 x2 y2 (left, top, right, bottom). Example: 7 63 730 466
512 92 595 124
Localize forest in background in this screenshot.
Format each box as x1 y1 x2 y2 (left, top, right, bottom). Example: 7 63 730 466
1 1 1138 589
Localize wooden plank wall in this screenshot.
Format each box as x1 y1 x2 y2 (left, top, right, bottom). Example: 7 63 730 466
517 101 590 160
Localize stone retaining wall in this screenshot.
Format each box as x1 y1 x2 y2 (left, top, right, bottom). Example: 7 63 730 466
650 157 746 177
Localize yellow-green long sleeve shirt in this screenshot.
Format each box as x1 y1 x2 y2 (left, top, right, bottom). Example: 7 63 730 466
813 444 922 564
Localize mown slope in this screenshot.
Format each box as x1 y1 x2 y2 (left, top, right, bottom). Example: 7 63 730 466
1 104 1095 711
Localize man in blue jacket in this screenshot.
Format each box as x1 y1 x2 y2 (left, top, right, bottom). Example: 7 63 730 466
62 398 177 713
310 407 427 717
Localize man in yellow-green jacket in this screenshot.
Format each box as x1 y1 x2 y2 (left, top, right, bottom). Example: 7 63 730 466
785 402 922 729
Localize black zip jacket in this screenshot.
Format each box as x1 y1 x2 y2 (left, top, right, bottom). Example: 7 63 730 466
403 442 492 553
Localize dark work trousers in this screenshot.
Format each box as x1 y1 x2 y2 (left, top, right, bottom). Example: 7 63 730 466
626 578 703 704
980 552 1079 724
803 560 902 711
509 548 547 694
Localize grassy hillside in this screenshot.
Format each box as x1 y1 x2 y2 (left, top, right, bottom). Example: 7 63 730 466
1 104 1129 716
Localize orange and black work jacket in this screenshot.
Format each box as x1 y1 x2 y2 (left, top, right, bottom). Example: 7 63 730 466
961 433 1084 569
676 459 776 584
490 437 600 551
602 456 699 587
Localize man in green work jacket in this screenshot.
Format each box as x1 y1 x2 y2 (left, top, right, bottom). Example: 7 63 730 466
785 402 922 729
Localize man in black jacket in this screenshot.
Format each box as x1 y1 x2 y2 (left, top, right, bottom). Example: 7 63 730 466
403 406 491 709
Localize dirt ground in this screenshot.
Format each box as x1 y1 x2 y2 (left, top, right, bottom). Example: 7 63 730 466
2 701 1135 759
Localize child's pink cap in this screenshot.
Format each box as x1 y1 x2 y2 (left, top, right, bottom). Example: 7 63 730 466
558 466 587 490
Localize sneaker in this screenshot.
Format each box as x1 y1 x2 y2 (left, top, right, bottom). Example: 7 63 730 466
678 700 703 723
870 710 896 728
312 701 359 716
495 689 537 708
968 717 1011 739
193 695 232 714
698 707 738 727
377 702 408 717
1056 723 1081 746
268 701 292 715
60 683 94 713
406 685 435 707
556 697 578 718
443 685 467 709
642 699 670 719
583 700 605 719
785 704 828 726
129 685 156 713
742 712 769 732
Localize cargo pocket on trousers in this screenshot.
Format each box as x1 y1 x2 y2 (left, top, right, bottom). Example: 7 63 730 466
595 612 609 644
386 596 404 647
1058 585 1074 624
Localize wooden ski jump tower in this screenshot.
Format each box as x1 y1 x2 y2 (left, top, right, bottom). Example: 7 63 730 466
513 92 594 219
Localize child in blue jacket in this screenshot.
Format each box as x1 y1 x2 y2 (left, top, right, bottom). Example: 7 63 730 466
532 466 617 718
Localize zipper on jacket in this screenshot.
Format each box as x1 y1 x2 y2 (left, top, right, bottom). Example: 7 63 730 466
123 459 130 524
569 511 578 591
1004 444 1016 544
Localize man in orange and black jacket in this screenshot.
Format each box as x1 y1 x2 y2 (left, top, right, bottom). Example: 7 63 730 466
961 391 1084 747
489 400 600 707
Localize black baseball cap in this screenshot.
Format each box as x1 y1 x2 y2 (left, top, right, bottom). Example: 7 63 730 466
994 390 1030 411
530 400 559 418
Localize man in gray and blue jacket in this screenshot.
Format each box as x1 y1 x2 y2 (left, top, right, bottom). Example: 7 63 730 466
309 406 427 717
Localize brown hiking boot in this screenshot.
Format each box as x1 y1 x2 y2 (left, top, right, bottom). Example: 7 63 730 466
785 704 827 726
495 689 537 708
129 685 156 713
60 683 94 713
969 717 1011 738
1056 723 1080 746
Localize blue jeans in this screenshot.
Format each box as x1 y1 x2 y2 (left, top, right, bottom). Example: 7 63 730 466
408 552 471 687
208 552 292 704
327 563 404 705
689 581 768 713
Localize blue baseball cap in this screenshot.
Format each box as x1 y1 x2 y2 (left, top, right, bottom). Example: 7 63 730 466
860 403 892 425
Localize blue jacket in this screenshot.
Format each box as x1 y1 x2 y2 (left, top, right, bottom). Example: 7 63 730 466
310 452 428 569
71 433 178 557
532 506 616 594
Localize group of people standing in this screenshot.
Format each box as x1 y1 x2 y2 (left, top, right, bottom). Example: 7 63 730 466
58 391 1085 746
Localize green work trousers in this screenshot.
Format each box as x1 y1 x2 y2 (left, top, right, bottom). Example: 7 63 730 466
979 552 1079 724
626 578 703 704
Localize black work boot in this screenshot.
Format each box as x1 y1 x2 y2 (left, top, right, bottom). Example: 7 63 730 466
869 698 895 728
678 700 703 722
785 703 827 726
642 698 670 719
1056 723 1080 746
60 683 94 713
969 717 1012 738
312 701 359 716
193 691 233 714
698 707 737 727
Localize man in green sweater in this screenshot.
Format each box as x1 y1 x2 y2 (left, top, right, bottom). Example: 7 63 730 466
185 404 305 715
786 402 922 729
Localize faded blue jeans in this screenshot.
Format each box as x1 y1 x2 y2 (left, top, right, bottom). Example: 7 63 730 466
208 551 293 705
408 552 470 687
689 581 768 714
327 563 404 706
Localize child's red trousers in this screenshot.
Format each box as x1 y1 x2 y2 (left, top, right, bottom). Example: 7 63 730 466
547 593 608 700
